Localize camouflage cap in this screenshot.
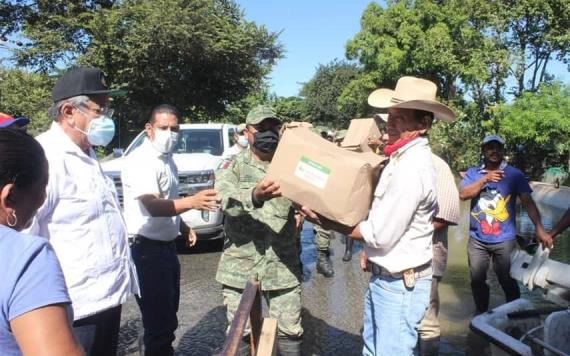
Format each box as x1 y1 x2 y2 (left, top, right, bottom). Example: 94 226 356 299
246 105 279 125
334 129 348 141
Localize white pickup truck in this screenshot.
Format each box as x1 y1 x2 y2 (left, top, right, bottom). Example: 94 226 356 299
101 123 237 240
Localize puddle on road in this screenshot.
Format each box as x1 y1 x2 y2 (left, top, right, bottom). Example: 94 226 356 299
298 198 570 355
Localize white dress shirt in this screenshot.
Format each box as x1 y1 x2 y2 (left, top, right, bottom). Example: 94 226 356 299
121 139 180 241
26 122 139 320
359 137 437 273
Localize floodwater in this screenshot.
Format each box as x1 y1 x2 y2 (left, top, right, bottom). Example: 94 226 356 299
116 183 569 355
431 190 570 355
298 184 570 356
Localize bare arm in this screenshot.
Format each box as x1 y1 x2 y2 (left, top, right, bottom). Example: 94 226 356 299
11 304 84 356
459 171 504 200
139 189 219 217
520 193 553 249
550 208 570 239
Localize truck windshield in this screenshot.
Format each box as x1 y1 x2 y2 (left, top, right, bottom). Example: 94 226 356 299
174 129 223 156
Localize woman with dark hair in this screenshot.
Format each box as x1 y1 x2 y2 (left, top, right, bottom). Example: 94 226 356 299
0 129 83 355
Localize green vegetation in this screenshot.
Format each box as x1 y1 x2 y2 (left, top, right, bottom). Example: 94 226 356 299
1 0 568 177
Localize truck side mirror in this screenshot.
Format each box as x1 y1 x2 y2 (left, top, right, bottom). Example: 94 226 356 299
113 148 124 158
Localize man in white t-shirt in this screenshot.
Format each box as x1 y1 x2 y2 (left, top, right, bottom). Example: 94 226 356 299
121 104 219 355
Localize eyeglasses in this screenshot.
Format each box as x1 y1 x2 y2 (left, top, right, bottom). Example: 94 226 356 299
74 105 114 118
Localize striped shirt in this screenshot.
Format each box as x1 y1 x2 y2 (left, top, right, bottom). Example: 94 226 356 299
431 154 460 276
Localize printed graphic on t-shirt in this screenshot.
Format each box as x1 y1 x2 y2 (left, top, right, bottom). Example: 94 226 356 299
470 188 511 236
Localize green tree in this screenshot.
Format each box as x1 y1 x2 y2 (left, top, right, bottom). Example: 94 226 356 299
341 0 569 172
300 59 361 127
3 0 283 146
494 82 570 178
269 95 306 123
0 67 53 135
497 0 570 96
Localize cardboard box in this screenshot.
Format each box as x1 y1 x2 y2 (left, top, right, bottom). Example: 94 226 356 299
341 118 381 152
268 127 387 226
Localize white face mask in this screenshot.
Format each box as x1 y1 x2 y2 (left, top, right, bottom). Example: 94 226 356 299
237 135 249 148
152 128 179 154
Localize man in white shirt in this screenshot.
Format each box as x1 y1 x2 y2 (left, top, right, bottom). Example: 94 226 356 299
121 104 219 355
303 77 456 355
26 67 139 355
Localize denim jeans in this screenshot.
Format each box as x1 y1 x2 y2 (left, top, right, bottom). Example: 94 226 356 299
362 274 431 356
131 236 180 356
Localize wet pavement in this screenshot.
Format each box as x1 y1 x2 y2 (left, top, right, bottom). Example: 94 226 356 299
117 222 370 356
117 198 570 355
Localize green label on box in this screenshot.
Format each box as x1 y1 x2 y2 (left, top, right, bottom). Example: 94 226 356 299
294 155 331 189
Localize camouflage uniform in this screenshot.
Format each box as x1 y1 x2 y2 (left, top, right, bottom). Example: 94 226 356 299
215 143 303 338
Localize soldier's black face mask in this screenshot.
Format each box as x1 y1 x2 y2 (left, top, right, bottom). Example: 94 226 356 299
253 130 279 153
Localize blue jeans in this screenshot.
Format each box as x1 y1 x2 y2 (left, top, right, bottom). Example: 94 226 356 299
131 236 180 356
362 274 431 356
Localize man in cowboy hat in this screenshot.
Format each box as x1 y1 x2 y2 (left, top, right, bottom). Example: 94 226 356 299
361 111 460 355
302 76 455 355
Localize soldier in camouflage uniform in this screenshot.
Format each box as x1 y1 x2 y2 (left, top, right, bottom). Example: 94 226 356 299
215 105 302 356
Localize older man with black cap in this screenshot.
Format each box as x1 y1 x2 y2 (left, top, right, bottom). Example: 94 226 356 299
303 76 455 355
26 67 138 356
215 105 303 356
459 134 552 315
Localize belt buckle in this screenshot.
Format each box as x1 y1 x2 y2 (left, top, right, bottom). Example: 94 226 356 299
403 268 416 288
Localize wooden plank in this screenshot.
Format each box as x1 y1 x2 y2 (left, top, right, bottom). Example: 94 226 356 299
221 280 261 356
249 287 262 354
255 318 278 356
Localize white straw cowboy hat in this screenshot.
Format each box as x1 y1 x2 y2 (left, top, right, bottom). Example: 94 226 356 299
368 76 456 122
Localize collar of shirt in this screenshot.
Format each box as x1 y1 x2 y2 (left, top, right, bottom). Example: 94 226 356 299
391 137 429 161
478 160 508 173
244 148 269 170
49 121 97 160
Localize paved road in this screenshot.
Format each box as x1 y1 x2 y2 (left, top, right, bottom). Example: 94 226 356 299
118 222 473 355
118 222 370 355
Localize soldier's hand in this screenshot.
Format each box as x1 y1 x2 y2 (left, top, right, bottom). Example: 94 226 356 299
300 206 322 226
253 178 282 202
187 189 220 211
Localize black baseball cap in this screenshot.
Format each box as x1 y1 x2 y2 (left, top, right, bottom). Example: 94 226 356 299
52 67 127 102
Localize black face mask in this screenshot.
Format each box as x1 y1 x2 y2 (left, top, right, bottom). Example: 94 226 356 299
253 130 279 154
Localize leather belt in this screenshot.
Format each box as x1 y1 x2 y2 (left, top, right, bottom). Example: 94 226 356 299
370 260 432 279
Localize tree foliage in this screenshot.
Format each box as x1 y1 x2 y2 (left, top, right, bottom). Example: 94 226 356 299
0 67 53 135
494 83 570 178
300 60 361 127
339 0 569 173
2 0 283 145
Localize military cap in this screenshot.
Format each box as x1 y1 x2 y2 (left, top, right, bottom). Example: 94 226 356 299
334 129 348 141
246 105 279 125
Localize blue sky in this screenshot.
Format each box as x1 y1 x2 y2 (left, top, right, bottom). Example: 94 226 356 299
2 0 567 98
235 0 373 97
235 0 568 98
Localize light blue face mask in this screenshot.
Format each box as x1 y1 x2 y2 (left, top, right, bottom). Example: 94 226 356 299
87 116 116 146
237 135 249 148
74 108 116 146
